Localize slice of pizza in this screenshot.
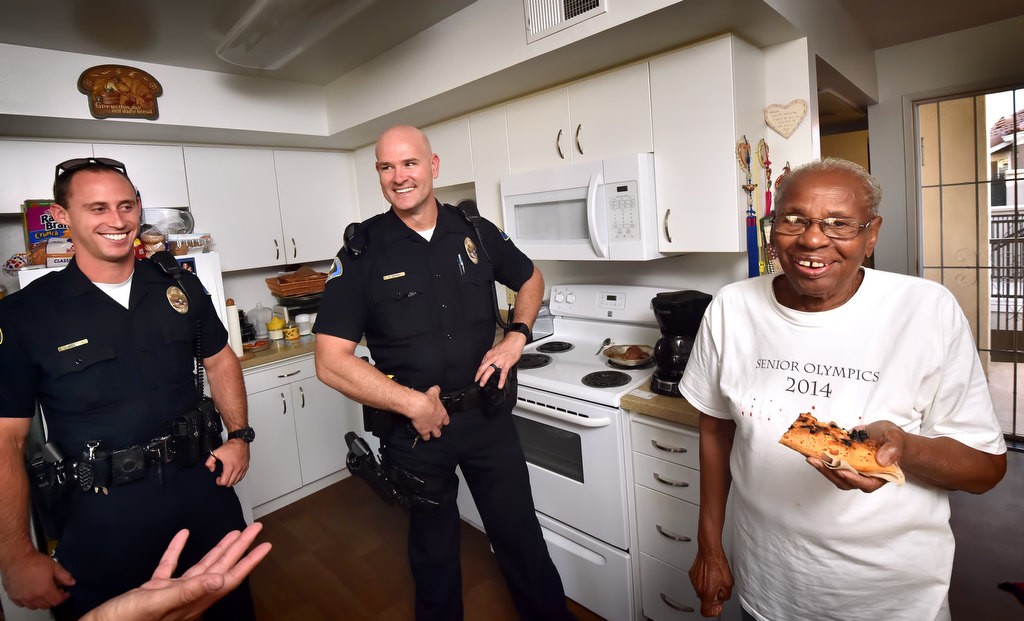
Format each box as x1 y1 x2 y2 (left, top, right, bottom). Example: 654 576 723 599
779 412 905 485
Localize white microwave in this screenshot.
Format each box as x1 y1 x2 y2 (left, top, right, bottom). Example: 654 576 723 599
500 153 665 261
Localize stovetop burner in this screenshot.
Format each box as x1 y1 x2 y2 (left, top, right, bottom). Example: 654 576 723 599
536 340 574 353
581 370 632 389
518 353 552 370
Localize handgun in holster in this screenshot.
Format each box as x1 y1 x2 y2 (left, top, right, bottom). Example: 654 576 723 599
171 397 224 466
344 432 441 513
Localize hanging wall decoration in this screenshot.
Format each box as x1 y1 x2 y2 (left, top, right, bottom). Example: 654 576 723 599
764 99 807 139
78 65 162 120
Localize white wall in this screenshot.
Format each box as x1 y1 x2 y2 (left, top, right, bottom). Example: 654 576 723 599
0 43 328 137
869 15 1024 275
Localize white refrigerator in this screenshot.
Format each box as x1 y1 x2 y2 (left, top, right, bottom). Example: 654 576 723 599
17 251 229 325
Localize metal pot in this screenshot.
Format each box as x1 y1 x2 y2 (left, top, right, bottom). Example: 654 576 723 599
601 344 654 367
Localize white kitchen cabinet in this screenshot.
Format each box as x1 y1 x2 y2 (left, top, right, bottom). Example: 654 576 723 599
650 35 764 253
0 140 92 212
243 355 359 510
469 106 511 226
184 146 281 271
354 142 387 219
629 415 709 620
425 116 474 188
505 62 653 174
273 150 356 263
94 143 188 207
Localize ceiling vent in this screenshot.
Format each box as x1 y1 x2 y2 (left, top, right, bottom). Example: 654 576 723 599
524 0 607 43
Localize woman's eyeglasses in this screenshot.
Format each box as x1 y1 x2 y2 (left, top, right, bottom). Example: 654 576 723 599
771 214 876 240
54 157 128 181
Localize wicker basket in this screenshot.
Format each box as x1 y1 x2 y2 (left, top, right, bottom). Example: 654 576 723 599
265 272 327 298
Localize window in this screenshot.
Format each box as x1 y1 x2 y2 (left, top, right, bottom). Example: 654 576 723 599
916 88 1023 442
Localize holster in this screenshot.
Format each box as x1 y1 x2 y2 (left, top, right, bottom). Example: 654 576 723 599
26 443 70 541
363 404 396 438
480 366 517 418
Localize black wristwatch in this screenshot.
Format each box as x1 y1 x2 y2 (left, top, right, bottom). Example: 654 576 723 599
227 427 256 443
505 322 532 344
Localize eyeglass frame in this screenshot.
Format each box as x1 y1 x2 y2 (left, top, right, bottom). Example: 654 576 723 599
54 157 128 182
769 213 877 240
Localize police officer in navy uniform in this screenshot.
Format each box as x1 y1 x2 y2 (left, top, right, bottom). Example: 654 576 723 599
0 158 256 620
315 125 574 620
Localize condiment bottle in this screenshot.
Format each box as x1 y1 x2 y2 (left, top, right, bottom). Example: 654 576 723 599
267 315 285 340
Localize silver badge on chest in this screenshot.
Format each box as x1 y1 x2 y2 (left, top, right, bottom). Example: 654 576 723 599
166 286 189 314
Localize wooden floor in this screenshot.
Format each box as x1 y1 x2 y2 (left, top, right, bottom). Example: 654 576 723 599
249 476 605 620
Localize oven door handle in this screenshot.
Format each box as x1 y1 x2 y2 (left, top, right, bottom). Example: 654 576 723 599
515 401 611 428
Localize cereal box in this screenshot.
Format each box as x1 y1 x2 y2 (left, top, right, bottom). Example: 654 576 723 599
23 200 69 247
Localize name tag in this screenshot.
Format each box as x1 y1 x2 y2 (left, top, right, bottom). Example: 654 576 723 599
383 272 406 281
57 338 89 352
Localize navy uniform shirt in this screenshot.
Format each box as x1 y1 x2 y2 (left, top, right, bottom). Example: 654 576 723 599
0 257 227 454
315 202 534 392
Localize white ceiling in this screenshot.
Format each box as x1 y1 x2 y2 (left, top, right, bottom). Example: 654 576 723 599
0 0 1021 86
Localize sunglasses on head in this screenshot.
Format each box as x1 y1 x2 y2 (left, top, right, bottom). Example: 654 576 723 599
54 157 128 181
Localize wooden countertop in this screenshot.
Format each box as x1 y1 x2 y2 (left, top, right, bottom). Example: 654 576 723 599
238 336 316 370
621 386 702 429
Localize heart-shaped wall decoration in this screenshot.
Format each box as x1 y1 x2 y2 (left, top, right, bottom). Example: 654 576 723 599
764 99 807 139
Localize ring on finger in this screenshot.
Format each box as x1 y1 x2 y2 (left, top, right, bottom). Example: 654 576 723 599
490 362 501 372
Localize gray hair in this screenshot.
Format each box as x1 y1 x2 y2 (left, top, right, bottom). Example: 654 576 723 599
774 158 883 217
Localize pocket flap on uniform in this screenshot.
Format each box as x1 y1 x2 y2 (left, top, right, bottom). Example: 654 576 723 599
51 341 116 376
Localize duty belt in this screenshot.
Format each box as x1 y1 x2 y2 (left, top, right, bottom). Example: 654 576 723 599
439 384 482 413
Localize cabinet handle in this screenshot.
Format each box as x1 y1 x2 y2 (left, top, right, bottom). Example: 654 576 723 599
664 208 672 243
656 524 692 542
556 129 565 160
574 123 583 155
653 472 689 488
280 392 287 415
277 370 302 378
273 238 280 260
292 238 297 259
659 592 695 613
299 386 305 408
651 439 687 453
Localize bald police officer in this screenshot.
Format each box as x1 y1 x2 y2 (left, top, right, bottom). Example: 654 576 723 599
315 125 574 620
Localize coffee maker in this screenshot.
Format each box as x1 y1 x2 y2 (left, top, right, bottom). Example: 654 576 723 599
651 290 713 397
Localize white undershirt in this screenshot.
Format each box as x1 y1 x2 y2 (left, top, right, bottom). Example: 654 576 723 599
417 227 434 241
93 271 134 308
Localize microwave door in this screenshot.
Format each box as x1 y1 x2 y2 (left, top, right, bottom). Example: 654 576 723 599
586 172 608 259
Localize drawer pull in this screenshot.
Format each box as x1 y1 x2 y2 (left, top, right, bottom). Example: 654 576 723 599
660 592 695 613
651 439 687 453
653 472 689 488
277 370 301 378
656 524 692 542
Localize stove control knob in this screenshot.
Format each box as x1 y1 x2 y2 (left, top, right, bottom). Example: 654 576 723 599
554 291 565 303
566 293 576 304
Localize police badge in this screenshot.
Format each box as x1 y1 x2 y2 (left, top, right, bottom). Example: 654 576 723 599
464 237 479 264
166 286 189 314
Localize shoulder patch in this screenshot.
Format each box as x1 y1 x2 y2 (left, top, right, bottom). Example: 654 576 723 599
499 228 511 241
326 257 343 282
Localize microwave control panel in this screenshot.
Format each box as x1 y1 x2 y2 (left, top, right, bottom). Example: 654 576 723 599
604 181 640 240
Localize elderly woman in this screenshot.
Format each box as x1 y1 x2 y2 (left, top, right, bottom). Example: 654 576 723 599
680 158 1006 621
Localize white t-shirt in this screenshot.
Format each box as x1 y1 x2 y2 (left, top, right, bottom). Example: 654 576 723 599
680 268 1006 621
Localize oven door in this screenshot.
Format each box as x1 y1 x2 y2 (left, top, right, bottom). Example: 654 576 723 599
511 385 629 549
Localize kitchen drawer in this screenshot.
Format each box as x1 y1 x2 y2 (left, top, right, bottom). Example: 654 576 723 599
633 452 700 504
243 356 314 394
631 417 699 469
640 553 701 619
635 485 698 570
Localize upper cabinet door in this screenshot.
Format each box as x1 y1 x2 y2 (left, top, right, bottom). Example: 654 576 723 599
424 117 474 188
567 62 653 162
0 141 93 212
94 144 188 208
650 36 764 253
353 143 388 220
469 107 511 227
506 88 572 174
274 150 356 264
184 146 282 271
